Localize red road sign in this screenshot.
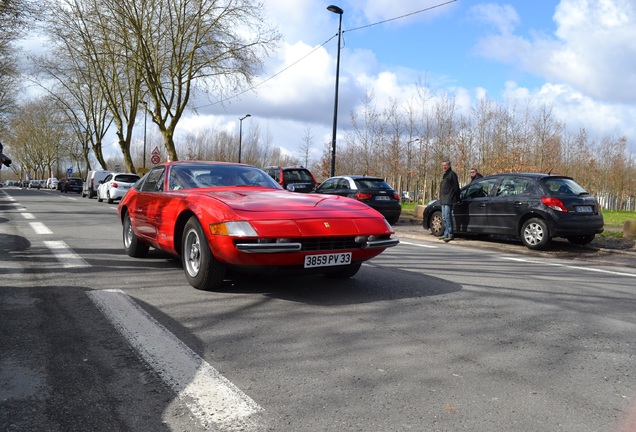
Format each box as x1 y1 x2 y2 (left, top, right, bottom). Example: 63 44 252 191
150 155 161 165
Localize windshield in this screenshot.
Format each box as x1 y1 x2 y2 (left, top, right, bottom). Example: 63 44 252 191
168 165 282 191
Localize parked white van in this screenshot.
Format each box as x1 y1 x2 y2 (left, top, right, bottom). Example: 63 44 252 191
83 170 113 198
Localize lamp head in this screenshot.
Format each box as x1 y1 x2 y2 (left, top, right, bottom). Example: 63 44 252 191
327 5 343 14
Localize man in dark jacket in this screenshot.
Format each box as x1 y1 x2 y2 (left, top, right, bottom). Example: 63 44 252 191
440 160 460 242
469 167 483 183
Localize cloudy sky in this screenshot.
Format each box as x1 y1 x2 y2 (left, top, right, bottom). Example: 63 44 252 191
180 0 636 163
21 0 636 162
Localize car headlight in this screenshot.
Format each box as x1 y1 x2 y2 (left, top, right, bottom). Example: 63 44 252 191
209 221 258 237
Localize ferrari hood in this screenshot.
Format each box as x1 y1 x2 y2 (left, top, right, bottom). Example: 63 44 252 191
200 188 376 215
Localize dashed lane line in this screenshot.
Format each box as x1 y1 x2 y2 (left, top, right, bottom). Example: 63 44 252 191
29 221 53 235
43 240 90 268
87 289 263 431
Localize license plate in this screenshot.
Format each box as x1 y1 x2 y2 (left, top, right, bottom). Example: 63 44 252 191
575 206 593 213
304 252 352 268
375 196 390 201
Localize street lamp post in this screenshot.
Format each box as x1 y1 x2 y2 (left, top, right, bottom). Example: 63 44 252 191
238 114 251 163
140 101 148 169
327 5 343 177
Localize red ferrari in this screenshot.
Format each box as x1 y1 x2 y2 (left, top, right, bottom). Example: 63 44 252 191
117 161 400 290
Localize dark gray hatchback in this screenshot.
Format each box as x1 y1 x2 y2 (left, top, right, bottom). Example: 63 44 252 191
423 173 604 249
315 175 402 225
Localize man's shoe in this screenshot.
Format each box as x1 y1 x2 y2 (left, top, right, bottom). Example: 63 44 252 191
443 236 453 242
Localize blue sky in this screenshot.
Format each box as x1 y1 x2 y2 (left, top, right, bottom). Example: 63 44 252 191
178 0 636 163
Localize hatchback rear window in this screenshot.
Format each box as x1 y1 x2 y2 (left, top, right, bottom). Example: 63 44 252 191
354 179 392 190
542 178 588 196
115 174 141 183
283 169 314 182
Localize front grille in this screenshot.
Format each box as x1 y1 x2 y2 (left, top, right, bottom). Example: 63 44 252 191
236 237 363 252
301 237 361 251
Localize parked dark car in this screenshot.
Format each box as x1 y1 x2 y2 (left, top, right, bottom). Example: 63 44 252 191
62 177 84 193
422 173 604 249
263 166 317 193
314 175 402 224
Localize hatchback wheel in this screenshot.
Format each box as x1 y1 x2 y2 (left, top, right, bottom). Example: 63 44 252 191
521 218 550 250
123 211 149 257
107 192 114 204
428 211 444 237
182 216 226 291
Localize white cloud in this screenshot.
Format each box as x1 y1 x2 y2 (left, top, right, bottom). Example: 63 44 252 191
474 0 636 103
470 3 520 34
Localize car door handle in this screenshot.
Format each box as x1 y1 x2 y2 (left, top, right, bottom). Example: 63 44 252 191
479 203 486 208
513 202 523 207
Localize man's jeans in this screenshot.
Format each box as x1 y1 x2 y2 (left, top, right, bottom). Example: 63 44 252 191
442 204 453 238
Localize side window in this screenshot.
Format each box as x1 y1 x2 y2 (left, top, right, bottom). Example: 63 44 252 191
496 177 531 196
337 179 350 189
462 178 498 200
319 178 338 191
141 167 166 192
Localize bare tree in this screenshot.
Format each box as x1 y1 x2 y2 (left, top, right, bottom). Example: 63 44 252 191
0 0 42 131
298 127 314 168
8 97 71 179
115 0 281 161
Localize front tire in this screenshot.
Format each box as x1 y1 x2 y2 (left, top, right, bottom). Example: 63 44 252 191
428 210 444 237
123 211 149 257
182 216 226 291
107 192 114 204
521 218 550 250
97 192 103 202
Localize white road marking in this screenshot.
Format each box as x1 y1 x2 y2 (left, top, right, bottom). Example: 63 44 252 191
43 240 90 268
399 241 438 248
501 256 636 278
29 222 53 234
21 212 36 220
87 289 263 430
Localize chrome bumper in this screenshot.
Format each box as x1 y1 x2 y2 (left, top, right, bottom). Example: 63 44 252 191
236 237 399 254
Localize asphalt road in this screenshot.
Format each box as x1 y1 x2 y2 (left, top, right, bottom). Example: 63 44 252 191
1 187 635 432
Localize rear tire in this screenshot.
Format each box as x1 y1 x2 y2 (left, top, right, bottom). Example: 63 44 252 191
182 216 226 291
123 211 149 257
428 211 444 237
521 218 550 250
